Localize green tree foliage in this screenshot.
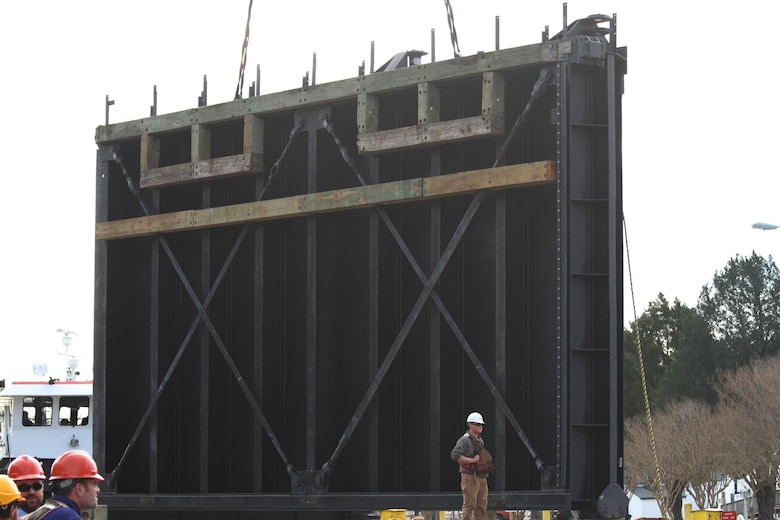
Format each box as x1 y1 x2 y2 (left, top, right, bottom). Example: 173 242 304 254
624 295 719 416
624 294 674 417
623 329 646 418
654 307 721 407
698 252 780 368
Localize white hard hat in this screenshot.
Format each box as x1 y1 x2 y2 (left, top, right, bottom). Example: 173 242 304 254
466 412 485 424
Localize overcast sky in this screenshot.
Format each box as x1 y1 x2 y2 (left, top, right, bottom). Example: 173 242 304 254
1 0 778 380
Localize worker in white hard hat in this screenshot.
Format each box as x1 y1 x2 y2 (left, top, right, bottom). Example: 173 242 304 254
450 411 492 520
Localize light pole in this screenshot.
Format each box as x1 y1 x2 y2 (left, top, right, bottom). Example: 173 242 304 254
752 222 778 230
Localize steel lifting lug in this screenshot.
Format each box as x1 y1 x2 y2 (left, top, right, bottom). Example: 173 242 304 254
532 67 553 98
320 112 333 132
290 114 305 138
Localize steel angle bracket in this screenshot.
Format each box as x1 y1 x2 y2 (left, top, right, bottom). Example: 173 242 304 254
540 40 572 62
292 470 330 495
294 107 332 134
541 465 559 489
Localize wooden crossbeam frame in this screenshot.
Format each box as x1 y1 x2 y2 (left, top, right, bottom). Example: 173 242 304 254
96 42 572 143
96 160 556 240
138 114 265 189
356 71 506 154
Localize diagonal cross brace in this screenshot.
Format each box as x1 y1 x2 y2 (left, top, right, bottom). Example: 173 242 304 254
109 134 303 486
319 114 549 482
317 189 486 485
374 198 549 479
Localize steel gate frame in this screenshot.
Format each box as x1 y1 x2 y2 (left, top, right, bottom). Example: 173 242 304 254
93 12 627 518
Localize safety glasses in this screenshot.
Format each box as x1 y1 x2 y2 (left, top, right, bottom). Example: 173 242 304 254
17 482 43 492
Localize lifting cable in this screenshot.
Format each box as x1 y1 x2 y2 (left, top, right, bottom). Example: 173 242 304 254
107 121 303 487
624 214 669 519
443 0 462 58
234 0 254 100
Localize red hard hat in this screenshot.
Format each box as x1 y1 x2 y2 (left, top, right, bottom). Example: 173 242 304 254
49 450 104 482
7 455 46 481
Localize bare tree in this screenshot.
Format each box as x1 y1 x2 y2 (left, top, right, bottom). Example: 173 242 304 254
718 354 780 520
624 414 686 520
624 399 731 519
653 399 730 509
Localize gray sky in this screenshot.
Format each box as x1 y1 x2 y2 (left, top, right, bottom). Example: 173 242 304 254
2 0 778 380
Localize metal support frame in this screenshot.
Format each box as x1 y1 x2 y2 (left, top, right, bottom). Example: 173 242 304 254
94 14 626 517
104 115 309 489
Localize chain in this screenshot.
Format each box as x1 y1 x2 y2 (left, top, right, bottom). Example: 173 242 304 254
234 0 254 100
444 0 461 58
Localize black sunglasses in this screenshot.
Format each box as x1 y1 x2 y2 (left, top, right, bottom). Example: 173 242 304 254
17 482 43 492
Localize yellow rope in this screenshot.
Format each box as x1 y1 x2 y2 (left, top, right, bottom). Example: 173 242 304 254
623 214 670 519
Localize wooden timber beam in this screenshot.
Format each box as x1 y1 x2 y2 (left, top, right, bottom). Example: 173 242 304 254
357 71 505 154
96 160 556 240
357 114 504 155
95 41 572 143
140 153 264 188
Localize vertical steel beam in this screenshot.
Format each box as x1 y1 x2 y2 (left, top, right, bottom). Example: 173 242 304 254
494 190 507 491
93 147 110 481
556 62 568 489
428 149 442 490
564 40 622 503
253 175 266 492
149 190 160 493
367 156 380 491
606 50 623 486
306 129 318 470
199 187 211 492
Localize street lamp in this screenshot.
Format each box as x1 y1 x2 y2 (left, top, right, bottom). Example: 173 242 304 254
752 222 778 230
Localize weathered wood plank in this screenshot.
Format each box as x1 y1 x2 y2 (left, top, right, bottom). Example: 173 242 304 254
423 160 555 197
192 124 210 162
140 133 160 171
419 82 440 124
95 42 567 143
193 153 263 181
244 115 264 155
140 162 193 188
357 114 504 154
357 92 379 135
97 211 196 240
357 45 553 95
140 153 263 189
482 72 505 117
97 161 555 240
